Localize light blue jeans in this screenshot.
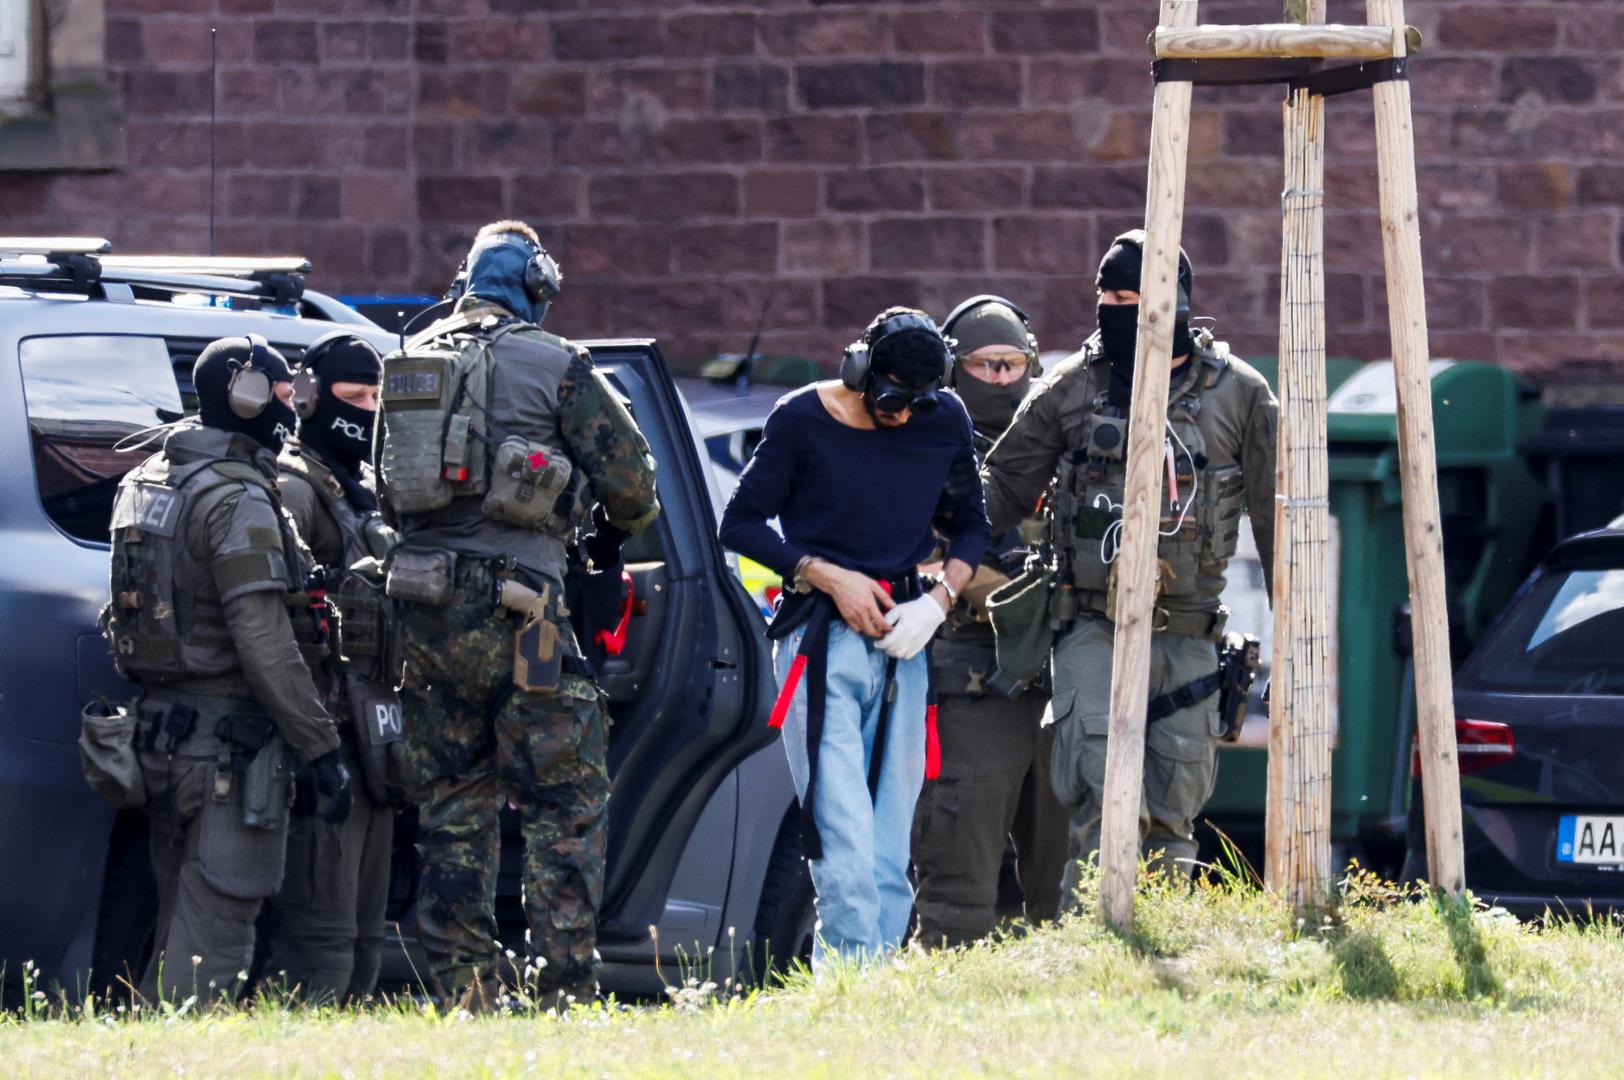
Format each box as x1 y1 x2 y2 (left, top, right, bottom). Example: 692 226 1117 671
775 622 927 969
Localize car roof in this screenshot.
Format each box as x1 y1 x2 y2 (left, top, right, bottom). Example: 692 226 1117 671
673 376 788 438
1544 526 1624 569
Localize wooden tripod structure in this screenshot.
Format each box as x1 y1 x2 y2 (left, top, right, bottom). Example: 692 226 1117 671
1099 0 1465 928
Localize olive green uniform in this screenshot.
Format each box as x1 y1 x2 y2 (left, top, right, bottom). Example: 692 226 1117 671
982 334 1276 894
258 444 395 1003
387 300 659 1007
911 484 1067 947
103 424 339 1004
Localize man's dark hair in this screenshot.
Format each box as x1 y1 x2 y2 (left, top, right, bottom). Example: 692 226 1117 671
864 306 949 388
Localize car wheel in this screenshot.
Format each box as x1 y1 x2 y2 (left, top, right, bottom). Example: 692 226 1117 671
90 810 158 1001
751 813 815 985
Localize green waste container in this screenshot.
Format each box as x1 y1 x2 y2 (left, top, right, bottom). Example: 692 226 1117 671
1204 358 1549 869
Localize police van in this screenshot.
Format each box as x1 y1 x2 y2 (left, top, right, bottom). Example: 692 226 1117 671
0 238 811 999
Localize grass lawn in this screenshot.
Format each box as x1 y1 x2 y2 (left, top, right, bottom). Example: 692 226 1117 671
5 869 1621 1079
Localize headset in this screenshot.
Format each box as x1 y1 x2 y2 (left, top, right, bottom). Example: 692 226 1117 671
838 310 953 398
227 333 277 419
291 331 376 420
466 232 562 306
940 294 1040 385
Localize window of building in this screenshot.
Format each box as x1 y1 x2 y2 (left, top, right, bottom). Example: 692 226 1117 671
0 0 32 106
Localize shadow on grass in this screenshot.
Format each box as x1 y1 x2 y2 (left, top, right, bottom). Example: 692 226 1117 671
1329 926 1403 1000
1438 894 1500 1000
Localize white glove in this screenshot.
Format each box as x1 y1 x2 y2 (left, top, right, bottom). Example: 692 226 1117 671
875 594 946 660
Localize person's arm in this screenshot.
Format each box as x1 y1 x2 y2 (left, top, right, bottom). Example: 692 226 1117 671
718 401 806 580
277 470 342 569
937 409 992 574
981 380 1067 535
1240 376 1279 603
199 488 339 764
555 345 661 534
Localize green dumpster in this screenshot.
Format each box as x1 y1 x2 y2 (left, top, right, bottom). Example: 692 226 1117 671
1203 358 1549 870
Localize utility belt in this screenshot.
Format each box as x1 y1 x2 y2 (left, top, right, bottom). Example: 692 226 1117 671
134 690 292 831
385 546 589 692
1063 587 1229 642
766 570 934 861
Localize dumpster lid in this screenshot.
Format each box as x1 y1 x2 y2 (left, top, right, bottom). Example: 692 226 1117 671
1327 359 1456 415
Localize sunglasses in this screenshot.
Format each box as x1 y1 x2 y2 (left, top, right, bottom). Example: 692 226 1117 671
960 354 1032 378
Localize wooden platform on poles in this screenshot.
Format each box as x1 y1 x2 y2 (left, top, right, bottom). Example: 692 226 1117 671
1098 0 1464 931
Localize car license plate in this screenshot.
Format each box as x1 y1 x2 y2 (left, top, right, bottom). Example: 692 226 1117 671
1557 815 1624 865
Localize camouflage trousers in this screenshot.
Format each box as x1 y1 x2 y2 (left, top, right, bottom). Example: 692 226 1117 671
398 578 609 1006
1048 617 1221 908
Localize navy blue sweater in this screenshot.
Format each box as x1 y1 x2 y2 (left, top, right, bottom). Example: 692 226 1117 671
719 385 992 582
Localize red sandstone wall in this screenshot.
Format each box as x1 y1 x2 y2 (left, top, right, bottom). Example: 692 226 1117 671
2 1 1620 380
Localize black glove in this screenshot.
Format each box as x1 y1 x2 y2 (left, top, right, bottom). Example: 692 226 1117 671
584 504 633 570
309 749 352 825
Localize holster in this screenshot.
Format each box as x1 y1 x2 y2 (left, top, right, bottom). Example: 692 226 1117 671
1215 631 1261 743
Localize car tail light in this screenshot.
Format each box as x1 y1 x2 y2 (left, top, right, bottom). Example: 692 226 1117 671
1412 718 1516 777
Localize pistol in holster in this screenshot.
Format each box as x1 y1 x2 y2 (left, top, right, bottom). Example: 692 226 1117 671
1215 631 1262 744
214 713 289 830
495 577 564 693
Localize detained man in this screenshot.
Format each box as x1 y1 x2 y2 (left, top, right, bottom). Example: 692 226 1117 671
719 307 991 969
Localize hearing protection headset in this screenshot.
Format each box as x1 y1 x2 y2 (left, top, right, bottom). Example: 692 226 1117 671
939 295 1041 386
291 331 372 421
227 333 276 419
838 310 954 393
465 232 562 306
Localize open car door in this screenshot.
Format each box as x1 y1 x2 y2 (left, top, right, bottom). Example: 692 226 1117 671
574 340 776 941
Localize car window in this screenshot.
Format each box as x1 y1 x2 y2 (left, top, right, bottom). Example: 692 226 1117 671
1465 565 1624 695
20 335 184 543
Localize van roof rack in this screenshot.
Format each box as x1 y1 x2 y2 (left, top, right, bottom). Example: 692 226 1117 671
0 239 310 306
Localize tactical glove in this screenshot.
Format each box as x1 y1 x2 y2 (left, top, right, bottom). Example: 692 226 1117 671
876 594 946 661
584 503 633 571
309 749 353 825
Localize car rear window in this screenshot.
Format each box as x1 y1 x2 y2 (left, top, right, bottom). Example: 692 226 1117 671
1464 564 1624 695
19 335 184 542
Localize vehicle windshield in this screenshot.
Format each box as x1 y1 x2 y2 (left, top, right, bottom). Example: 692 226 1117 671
1464 562 1624 695
19 335 185 543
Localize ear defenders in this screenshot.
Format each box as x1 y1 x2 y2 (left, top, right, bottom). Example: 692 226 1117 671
227 333 275 419
838 310 954 394
291 330 369 420
467 232 562 305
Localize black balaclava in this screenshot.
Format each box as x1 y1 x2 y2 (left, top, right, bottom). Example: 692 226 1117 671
297 333 382 511
1095 231 1194 409
194 336 298 453
947 301 1037 435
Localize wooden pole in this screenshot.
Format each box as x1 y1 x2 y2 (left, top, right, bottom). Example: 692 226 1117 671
1100 0 1197 932
1152 23 1399 60
1266 0 1336 910
1367 0 1465 898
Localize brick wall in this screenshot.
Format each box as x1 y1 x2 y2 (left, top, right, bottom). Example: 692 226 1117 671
3 0 1622 379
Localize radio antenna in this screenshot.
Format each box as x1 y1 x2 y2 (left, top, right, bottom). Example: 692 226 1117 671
209 27 218 256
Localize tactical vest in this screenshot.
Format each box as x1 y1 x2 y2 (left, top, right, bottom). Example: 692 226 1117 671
378 311 577 537
1047 343 1246 615
105 455 314 683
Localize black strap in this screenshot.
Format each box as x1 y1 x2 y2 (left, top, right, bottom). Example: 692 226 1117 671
1145 669 1222 723
1152 55 1409 97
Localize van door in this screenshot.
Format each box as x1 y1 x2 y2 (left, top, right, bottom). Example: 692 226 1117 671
582 341 776 940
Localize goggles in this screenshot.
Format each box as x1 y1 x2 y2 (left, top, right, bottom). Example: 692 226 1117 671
959 352 1032 379
869 374 941 416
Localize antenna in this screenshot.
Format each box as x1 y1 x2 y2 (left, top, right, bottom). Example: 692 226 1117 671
209 27 218 256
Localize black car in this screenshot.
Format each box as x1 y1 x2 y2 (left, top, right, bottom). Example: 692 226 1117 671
1409 523 1624 916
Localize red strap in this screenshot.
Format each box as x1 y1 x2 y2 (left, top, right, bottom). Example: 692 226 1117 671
924 704 941 781
768 654 808 730
594 569 635 657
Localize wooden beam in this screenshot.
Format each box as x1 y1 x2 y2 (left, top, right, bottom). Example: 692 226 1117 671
1152 23 1398 60
1267 0 1336 911
1367 0 1466 898
1100 0 1197 933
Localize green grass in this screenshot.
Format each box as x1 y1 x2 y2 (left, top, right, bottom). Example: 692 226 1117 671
5 866 1623 1078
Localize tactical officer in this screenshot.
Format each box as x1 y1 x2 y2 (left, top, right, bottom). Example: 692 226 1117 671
381 221 659 1009
911 297 1068 948
981 231 1277 898
257 332 397 1003
99 336 349 1005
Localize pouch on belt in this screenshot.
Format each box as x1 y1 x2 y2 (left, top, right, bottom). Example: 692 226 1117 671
78 699 145 809
986 561 1056 693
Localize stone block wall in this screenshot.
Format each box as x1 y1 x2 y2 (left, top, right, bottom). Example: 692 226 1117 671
2 0 1620 379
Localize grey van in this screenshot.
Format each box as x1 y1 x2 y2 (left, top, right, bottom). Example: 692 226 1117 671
0 240 810 998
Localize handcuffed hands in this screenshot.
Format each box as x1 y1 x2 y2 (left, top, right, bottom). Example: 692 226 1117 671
876 593 946 660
